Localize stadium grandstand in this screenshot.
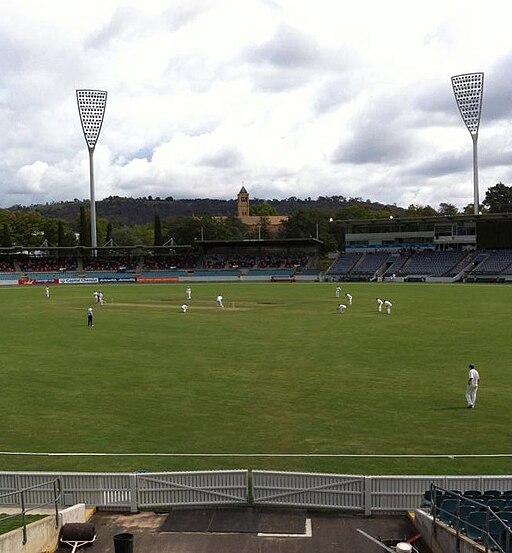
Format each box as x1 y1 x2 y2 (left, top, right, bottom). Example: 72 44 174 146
0 238 322 284
327 212 512 283
4 213 512 284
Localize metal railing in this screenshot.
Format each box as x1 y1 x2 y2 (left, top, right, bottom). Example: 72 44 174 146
0 478 61 544
431 484 512 553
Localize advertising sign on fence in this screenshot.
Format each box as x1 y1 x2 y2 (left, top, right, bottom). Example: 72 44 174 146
98 277 137 283
19 278 59 285
59 278 99 285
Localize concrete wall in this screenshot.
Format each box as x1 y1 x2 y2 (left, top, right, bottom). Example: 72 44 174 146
412 509 482 553
0 504 86 553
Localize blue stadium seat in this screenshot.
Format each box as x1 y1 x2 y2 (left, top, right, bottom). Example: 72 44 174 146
463 490 482 499
487 499 507 512
466 511 488 542
439 499 459 526
486 519 509 551
483 490 502 499
455 505 475 532
421 490 432 508
496 512 512 525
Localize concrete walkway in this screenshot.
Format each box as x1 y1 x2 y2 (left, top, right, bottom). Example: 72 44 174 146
57 508 431 553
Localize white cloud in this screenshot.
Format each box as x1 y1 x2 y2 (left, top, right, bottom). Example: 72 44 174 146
0 0 512 210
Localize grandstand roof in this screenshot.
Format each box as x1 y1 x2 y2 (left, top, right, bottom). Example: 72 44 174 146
197 237 322 249
340 212 512 226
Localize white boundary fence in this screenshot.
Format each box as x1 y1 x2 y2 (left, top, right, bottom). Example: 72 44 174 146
0 471 511 514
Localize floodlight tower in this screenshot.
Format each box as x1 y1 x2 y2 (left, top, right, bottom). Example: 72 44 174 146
451 73 484 215
76 89 108 250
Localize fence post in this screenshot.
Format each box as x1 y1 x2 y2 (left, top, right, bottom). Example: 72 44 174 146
130 473 138 513
364 476 372 515
53 479 60 528
20 489 27 545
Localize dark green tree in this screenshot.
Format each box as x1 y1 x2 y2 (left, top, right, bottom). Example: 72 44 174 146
438 203 459 216
1 223 12 247
78 206 91 246
111 225 138 246
404 204 438 217
279 209 338 253
57 221 65 247
483 182 512 213
334 204 395 220
154 215 163 246
105 222 113 245
250 202 278 216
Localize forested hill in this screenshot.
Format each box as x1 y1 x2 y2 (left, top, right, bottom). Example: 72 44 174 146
10 195 402 224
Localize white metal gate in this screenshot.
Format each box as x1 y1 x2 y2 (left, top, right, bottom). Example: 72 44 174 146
252 470 365 510
137 470 249 508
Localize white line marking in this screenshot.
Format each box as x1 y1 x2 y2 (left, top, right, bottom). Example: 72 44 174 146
0 452 511 458
258 518 312 538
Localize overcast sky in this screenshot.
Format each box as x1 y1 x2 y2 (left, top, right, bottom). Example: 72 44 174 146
1 0 512 210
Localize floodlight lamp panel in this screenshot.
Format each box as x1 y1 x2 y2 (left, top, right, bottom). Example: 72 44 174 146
451 72 484 136
76 89 108 150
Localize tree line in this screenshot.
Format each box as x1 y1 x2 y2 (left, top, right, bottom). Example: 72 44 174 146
1 184 512 250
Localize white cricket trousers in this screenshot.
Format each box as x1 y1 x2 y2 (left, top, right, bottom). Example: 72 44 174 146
466 385 478 407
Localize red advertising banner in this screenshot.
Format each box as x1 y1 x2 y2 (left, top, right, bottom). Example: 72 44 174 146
19 278 60 285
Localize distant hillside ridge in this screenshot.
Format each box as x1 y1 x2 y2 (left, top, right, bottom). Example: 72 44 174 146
7 195 404 225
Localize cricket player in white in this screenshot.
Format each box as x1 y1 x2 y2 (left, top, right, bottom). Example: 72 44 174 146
45 286 50 298
376 298 383 312
335 286 341 298
186 287 192 300
466 364 480 408
384 299 392 314
337 303 347 313
181 303 188 313
216 295 224 309
345 293 352 305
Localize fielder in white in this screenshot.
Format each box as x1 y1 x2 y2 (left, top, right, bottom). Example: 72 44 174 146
376 298 383 312
466 364 480 408
216 295 225 309
335 286 341 298
181 303 188 313
345 292 352 305
186 287 192 300
45 286 50 298
337 303 347 313
384 299 392 314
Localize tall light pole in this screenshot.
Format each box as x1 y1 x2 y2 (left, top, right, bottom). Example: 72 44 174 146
451 73 484 215
76 89 108 250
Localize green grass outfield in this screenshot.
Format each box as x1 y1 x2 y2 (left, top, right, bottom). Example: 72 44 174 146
1 281 511 475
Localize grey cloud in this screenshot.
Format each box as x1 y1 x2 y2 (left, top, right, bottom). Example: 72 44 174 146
245 25 321 68
413 83 456 119
0 31 30 75
245 66 312 93
480 53 512 121
331 96 417 165
84 6 140 50
85 2 207 50
197 148 243 168
313 77 357 114
160 2 212 32
332 130 412 165
243 24 354 92
404 151 471 179
479 146 512 168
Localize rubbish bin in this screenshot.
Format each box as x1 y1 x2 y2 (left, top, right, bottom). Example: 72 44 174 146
113 532 134 553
